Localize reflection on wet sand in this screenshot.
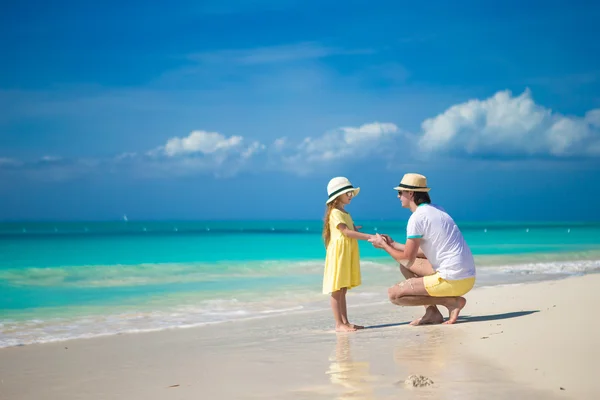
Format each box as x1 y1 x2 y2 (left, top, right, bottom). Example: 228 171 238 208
393 327 450 380
391 326 561 400
326 334 375 399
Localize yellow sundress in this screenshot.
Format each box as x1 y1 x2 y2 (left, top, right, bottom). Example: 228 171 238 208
322 208 361 294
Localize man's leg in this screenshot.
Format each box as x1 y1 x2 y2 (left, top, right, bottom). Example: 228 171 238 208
388 277 466 325
398 259 444 325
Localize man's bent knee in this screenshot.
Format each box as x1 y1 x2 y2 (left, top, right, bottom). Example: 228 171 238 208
387 286 398 302
387 282 407 302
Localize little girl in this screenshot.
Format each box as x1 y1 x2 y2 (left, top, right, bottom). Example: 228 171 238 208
322 177 376 332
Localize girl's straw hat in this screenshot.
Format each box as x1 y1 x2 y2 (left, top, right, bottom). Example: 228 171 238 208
326 177 360 204
393 173 431 192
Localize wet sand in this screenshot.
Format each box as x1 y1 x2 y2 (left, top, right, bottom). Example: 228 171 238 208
1 274 598 399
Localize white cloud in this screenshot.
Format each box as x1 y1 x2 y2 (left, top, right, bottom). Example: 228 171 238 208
271 122 402 174
241 141 266 159
340 122 399 145
418 89 600 157
132 130 266 178
163 130 244 156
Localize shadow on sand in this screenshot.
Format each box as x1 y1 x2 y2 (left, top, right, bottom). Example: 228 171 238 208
363 321 411 330
455 310 539 323
363 310 539 330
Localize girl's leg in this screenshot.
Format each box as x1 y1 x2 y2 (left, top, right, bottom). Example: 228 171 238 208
339 288 349 324
331 290 356 332
340 288 364 330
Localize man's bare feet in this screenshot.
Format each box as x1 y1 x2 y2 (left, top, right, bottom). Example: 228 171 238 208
409 306 444 326
336 324 357 332
443 297 467 324
346 323 364 330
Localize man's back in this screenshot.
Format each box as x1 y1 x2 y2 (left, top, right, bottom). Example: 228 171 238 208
407 204 476 280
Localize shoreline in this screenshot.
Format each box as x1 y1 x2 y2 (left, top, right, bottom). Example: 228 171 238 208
1 274 598 399
2 268 599 349
2 269 599 349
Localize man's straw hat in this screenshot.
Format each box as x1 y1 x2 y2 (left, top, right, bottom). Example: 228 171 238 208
393 173 431 192
326 177 360 204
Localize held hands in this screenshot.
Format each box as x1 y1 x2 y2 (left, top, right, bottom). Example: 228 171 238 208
380 234 393 243
369 233 389 249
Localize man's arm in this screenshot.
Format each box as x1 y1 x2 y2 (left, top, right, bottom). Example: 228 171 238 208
385 238 426 259
375 236 422 267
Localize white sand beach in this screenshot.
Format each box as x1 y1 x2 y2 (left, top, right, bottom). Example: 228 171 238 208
1 274 598 400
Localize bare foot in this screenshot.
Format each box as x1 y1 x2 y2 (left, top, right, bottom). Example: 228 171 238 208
336 324 357 332
346 323 364 330
443 297 467 324
410 306 444 326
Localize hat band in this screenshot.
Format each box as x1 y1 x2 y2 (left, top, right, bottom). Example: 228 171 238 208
397 183 428 190
328 185 354 199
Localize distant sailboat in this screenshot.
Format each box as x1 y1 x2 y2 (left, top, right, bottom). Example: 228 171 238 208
123 214 128 222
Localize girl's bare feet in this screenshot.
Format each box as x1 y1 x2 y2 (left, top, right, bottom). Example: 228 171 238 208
336 324 357 332
443 297 467 324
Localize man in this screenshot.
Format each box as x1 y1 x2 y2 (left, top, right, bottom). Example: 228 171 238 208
370 173 476 325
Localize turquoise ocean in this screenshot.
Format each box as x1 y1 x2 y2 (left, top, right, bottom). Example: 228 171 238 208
1 220 600 348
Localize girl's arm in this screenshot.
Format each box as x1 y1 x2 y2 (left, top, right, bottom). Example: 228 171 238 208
337 223 374 241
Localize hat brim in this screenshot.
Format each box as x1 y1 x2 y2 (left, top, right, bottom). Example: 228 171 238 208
326 187 360 204
393 185 430 192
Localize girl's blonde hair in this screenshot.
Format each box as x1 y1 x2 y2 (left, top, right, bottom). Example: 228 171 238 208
322 199 340 248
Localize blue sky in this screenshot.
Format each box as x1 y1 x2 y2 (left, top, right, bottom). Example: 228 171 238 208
1 0 600 221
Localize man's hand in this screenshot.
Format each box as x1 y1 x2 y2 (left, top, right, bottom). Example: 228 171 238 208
380 234 394 243
354 225 363 231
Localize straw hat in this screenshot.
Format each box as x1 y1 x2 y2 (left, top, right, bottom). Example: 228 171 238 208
393 173 431 192
326 177 360 204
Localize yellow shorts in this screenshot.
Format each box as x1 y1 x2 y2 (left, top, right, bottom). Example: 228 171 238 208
423 272 475 297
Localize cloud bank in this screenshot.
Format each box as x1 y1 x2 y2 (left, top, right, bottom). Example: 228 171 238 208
2 89 599 180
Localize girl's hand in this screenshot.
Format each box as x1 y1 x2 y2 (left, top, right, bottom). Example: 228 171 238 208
369 233 387 249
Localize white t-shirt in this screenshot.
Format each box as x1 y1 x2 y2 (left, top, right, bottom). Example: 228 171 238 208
406 203 476 280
